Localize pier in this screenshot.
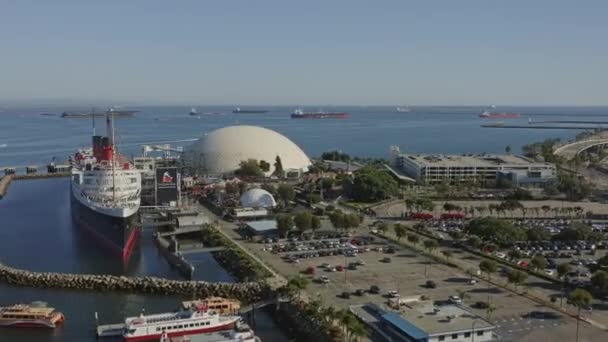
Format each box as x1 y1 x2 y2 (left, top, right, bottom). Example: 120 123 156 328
0 173 70 199
481 123 603 129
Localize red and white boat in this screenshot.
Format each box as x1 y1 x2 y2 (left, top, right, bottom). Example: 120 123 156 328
122 303 239 342
479 105 520 119
0 302 65 329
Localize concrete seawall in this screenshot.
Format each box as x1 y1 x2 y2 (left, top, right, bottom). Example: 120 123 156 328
0 173 70 199
0 263 271 303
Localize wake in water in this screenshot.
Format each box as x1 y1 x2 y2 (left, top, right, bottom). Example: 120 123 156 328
0 144 7 148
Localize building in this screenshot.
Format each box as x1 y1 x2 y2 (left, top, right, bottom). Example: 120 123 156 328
351 303 495 342
392 148 556 186
184 125 312 177
240 188 277 208
243 220 278 239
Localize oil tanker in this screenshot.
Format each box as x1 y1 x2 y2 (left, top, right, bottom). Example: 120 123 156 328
291 108 349 119
479 106 520 119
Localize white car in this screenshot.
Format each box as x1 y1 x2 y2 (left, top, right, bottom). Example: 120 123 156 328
320 262 331 268
468 279 477 285
495 252 506 259
319 276 330 283
449 295 463 304
544 269 555 276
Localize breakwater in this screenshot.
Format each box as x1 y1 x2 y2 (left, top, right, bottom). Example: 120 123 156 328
0 263 271 304
0 173 70 199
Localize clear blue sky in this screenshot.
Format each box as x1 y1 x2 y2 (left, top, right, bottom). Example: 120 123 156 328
1 0 607 106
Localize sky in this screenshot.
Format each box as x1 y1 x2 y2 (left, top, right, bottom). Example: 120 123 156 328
1 0 607 106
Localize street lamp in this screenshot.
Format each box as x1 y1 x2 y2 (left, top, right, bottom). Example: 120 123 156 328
471 320 478 342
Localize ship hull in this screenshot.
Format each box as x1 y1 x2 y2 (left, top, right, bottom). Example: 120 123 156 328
70 186 139 260
291 113 349 119
0 320 56 328
124 321 235 342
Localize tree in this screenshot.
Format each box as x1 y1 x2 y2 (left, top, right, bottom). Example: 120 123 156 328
591 271 608 298
465 217 526 247
344 166 398 202
530 255 548 271
507 249 522 261
377 221 388 234
407 233 420 245
329 210 346 230
423 239 439 255
557 263 572 279
526 227 551 241
276 214 294 238
235 159 264 177
568 288 593 342
277 183 295 207
558 174 593 201
310 215 321 237
273 156 284 178
479 260 498 304
294 211 313 236
344 213 361 230
552 222 593 241
261 183 276 195
486 303 497 322
456 288 470 304
321 150 351 162
258 160 271 172
307 193 322 205
394 224 406 241
466 236 483 249
287 275 309 299
441 250 453 264
507 270 528 292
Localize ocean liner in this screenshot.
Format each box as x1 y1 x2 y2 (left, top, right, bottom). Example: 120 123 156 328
70 112 141 260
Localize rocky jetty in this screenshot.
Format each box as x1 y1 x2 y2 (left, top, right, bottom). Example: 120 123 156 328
0 263 271 304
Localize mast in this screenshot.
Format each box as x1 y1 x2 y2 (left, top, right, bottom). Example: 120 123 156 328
110 108 116 201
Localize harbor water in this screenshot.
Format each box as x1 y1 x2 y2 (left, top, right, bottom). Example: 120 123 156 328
0 178 287 341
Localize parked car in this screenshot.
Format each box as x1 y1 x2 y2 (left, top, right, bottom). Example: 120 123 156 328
449 295 463 304
355 289 366 296
341 291 351 299
388 290 400 298
369 285 381 294
426 280 437 289
382 257 392 263
319 276 330 284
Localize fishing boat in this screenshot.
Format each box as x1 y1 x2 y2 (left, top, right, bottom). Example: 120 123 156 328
396 106 411 113
479 105 520 119
0 302 65 329
291 108 349 119
232 107 268 114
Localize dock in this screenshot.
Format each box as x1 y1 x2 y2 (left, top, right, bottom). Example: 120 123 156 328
481 124 603 130
0 172 70 199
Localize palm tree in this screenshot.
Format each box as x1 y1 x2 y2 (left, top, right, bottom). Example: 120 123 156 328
456 288 470 304
441 250 453 264
486 303 497 322
568 288 593 342
479 260 498 305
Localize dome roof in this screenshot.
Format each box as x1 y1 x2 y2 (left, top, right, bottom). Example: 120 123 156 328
185 125 311 175
240 188 277 208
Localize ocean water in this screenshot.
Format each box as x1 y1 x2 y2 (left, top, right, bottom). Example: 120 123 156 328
2 105 608 169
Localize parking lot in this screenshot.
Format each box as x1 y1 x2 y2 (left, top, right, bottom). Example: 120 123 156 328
231 226 600 341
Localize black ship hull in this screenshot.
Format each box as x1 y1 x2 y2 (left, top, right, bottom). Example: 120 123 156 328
70 189 140 261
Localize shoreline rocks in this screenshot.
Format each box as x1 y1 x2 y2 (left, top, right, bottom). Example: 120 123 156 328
0 262 271 304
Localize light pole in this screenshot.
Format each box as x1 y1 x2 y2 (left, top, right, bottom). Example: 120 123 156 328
471 320 478 342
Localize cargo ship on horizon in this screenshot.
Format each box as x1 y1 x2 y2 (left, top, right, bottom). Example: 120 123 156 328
69 111 141 261
479 106 521 119
62 110 138 118
291 108 350 119
232 107 268 114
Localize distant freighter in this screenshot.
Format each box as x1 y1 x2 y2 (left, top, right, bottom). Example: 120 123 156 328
479 106 520 119
291 108 349 119
232 107 268 114
62 110 138 118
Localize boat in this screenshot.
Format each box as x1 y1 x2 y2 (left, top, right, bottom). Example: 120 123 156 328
162 321 259 342
39 113 57 116
290 108 349 119
122 304 240 342
0 302 65 328
61 110 138 118
181 298 241 315
69 110 142 260
396 106 411 113
189 108 200 116
232 107 268 114
479 105 520 119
